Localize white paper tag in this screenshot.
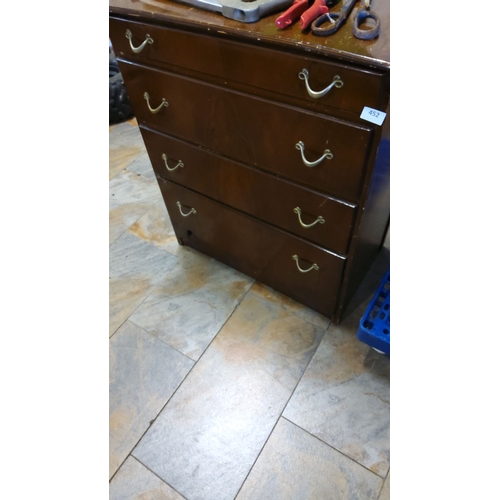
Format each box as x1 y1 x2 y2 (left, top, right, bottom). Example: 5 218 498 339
360 106 386 126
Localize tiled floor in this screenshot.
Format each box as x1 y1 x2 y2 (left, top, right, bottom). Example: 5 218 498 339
109 118 390 500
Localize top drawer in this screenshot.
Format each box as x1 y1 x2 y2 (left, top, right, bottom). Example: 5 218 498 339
109 17 389 116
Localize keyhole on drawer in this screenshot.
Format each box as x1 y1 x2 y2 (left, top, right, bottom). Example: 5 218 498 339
187 230 193 238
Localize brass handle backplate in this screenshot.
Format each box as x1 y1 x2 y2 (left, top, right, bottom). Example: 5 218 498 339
298 69 343 99
292 254 319 273
295 141 333 168
144 92 168 114
162 154 184 172
293 207 325 228
176 201 196 217
125 29 153 53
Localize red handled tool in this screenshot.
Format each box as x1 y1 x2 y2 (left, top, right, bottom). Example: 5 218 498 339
275 0 309 29
301 0 331 29
275 0 338 30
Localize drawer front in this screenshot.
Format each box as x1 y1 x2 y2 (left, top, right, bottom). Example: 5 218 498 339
119 61 374 200
161 180 346 318
110 17 388 116
141 126 357 255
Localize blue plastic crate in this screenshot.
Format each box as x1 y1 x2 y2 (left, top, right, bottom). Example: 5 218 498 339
357 270 390 355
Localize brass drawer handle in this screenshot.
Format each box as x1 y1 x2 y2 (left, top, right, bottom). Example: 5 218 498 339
292 254 319 273
125 29 153 53
162 154 184 172
144 92 169 114
298 69 343 99
295 141 333 167
293 207 325 228
176 201 196 217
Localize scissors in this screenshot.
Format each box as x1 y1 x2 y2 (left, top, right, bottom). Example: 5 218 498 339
311 0 381 39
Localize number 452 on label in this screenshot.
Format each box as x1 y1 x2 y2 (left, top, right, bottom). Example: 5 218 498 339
360 106 387 126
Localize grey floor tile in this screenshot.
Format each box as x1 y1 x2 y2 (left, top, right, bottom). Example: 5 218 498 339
110 169 162 207
250 282 330 330
110 146 144 180
109 321 194 479
283 276 390 477
109 275 154 337
109 169 163 245
109 231 178 283
126 150 158 180
110 456 185 500
109 120 144 149
109 121 146 179
132 287 329 500
110 201 153 245
130 286 247 361
127 200 177 251
140 246 251 297
129 247 253 360
236 418 383 500
109 232 179 336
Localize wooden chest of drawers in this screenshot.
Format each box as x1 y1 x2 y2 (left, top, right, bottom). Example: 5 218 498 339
109 0 390 322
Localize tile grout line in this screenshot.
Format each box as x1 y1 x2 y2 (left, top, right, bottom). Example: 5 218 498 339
378 468 389 500
374 468 389 500
232 318 332 500
127 318 197 363
131 456 189 500
281 416 389 481
375 474 387 500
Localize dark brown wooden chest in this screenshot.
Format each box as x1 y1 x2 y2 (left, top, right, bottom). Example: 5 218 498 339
109 0 390 322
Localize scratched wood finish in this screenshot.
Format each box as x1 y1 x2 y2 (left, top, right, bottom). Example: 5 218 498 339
140 126 357 255
161 180 346 317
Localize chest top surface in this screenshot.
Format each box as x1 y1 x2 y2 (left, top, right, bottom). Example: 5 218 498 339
109 0 390 70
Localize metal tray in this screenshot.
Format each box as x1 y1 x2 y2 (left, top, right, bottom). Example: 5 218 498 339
142 0 292 23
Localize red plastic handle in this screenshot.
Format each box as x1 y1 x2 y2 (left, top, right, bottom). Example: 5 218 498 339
275 0 310 29
300 0 329 30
